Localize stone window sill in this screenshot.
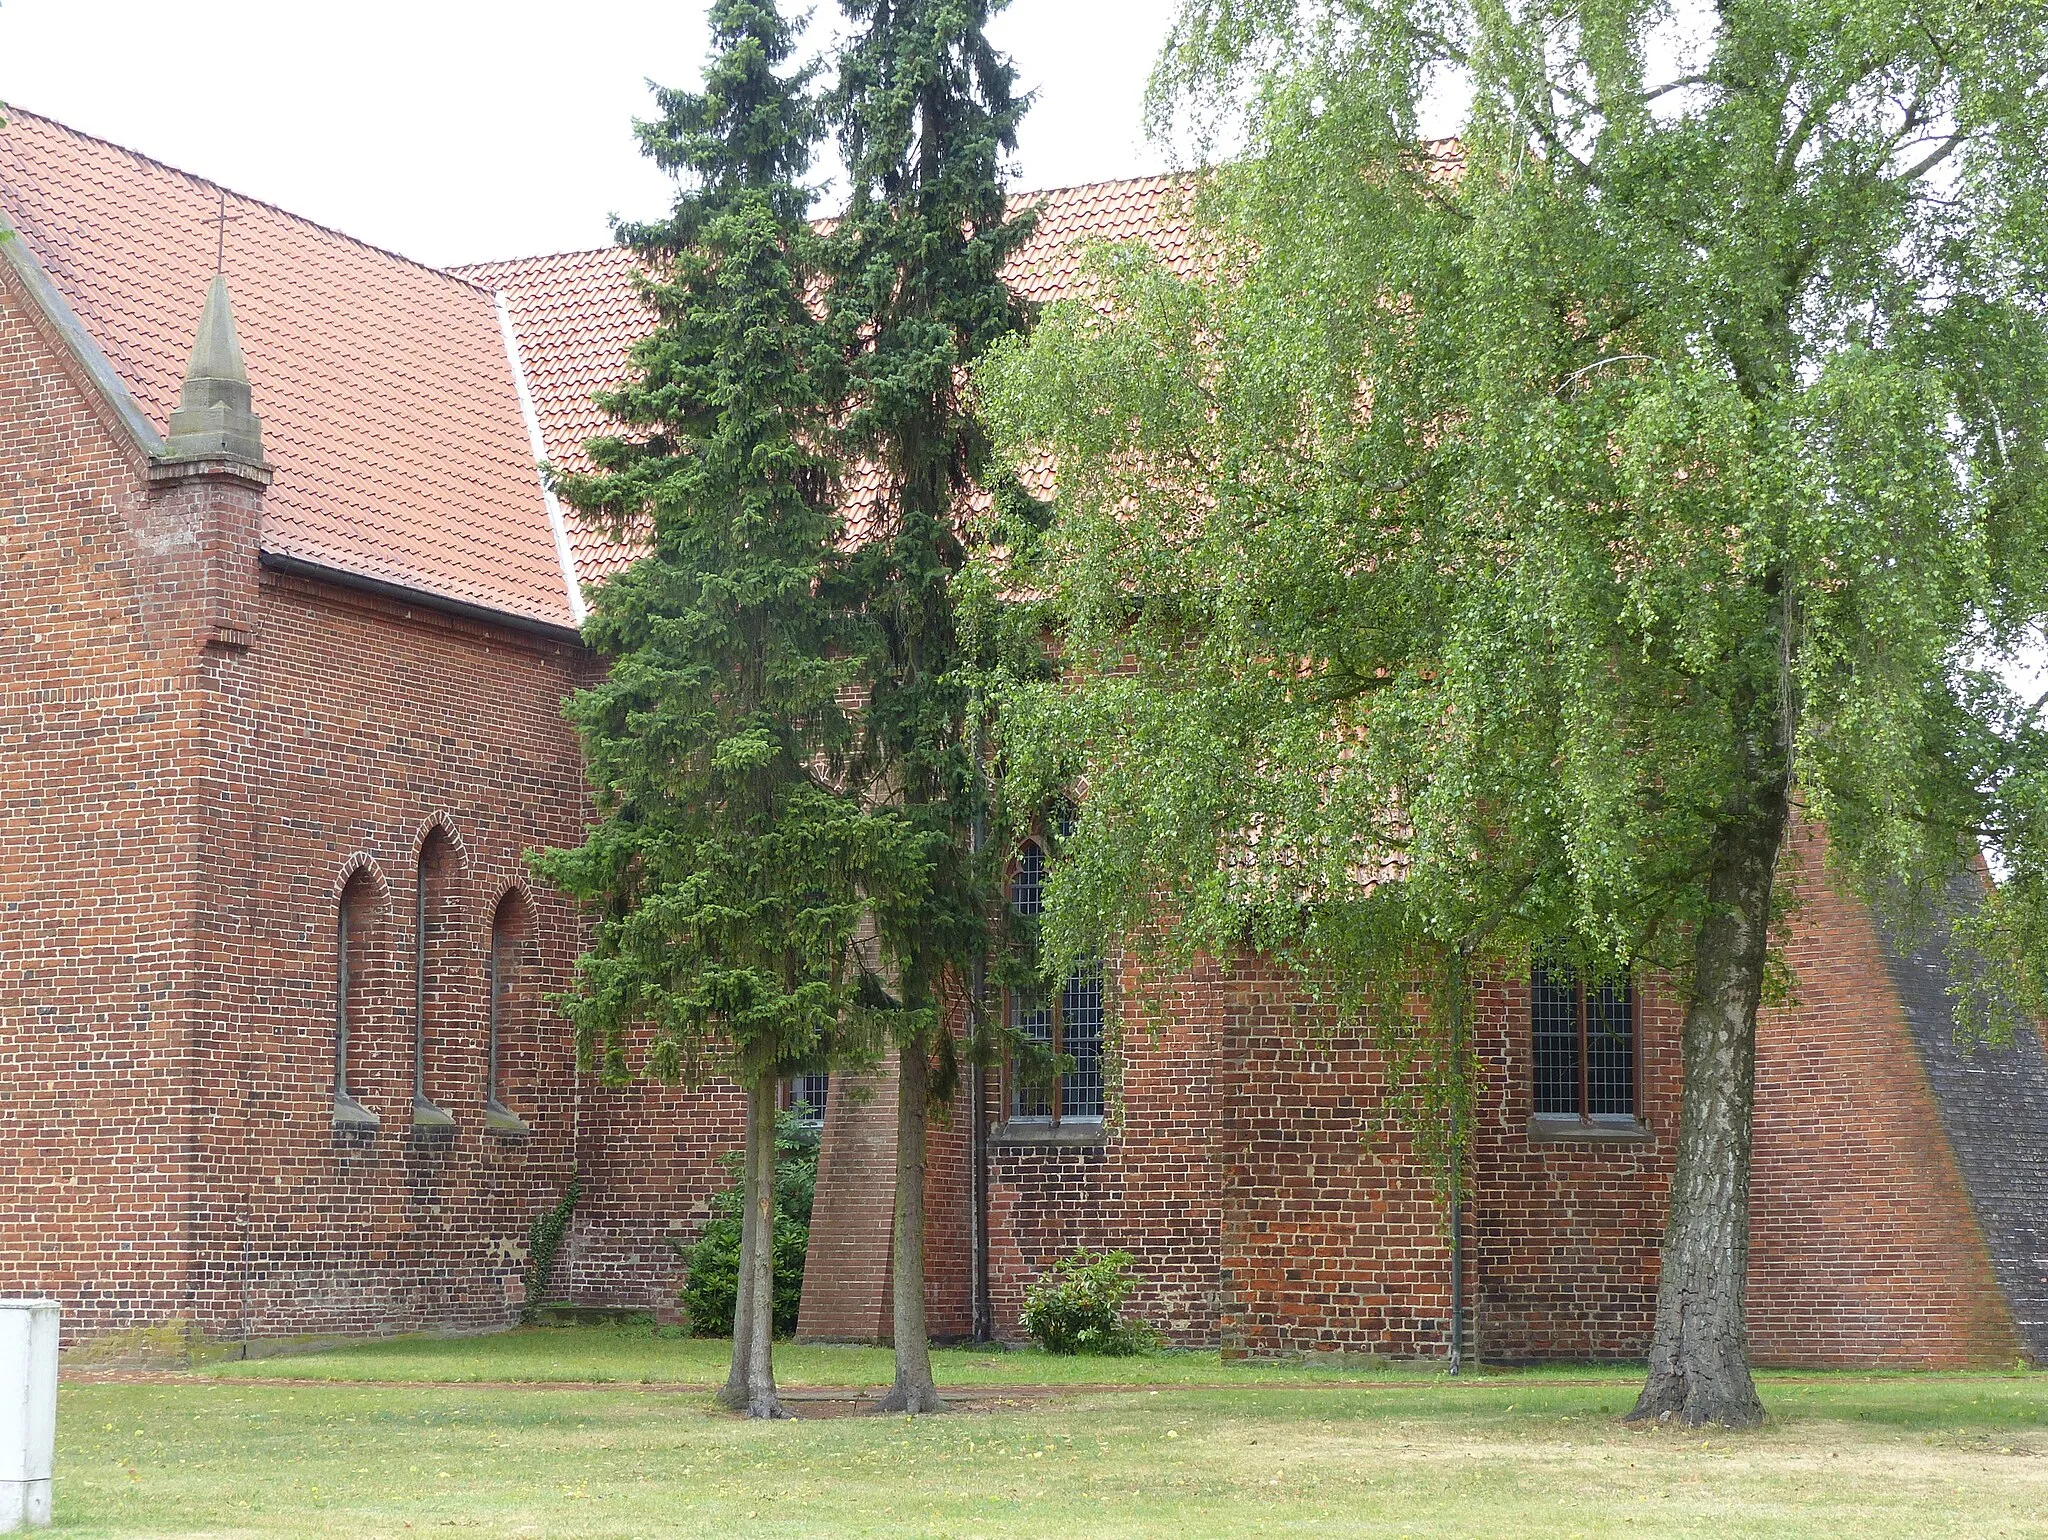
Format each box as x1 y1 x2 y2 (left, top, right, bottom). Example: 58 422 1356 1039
486 1103 531 1138
411 1098 457 1132
1527 1115 1653 1144
992 1119 1107 1148
331 1093 381 1132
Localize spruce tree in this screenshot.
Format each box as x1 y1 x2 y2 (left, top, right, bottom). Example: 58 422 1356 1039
828 0 1035 1415
534 0 891 1421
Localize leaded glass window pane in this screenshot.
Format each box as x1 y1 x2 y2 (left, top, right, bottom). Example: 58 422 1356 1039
1587 980 1635 1116
1011 840 1046 918
1531 960 1581 1116
1060 961 1105 1120
1009 840 1053 1117
1012 990 1053 1119
791 1072 829 1127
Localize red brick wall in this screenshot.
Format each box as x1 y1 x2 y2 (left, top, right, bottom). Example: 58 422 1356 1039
2 261 2025 1363
798 1032 977 1345
0 267 740 1341
923 1064 975 1340
986 956 1229 1346
175 562 600 1340
799 1058 902 1342
988 951 1471 1357
1214 981 1449 1360
0 272 204 1336
565 1073 746 1319
1468 973 1679 1362
987 850 2023 1366
1745 826 2019 1366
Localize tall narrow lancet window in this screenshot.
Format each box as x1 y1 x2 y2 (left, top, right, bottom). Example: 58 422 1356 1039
1531 960 1637 1124
411 830 459 1132
1006 838 1108 1127
333 871 382 1129
486 891 533 1134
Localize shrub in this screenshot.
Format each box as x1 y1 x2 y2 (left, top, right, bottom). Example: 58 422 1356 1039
1019 1248 1160 1356
675 1108 818 1337
677 1212 809 1337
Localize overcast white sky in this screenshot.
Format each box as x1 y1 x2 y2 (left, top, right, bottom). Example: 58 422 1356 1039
0 0 1185 268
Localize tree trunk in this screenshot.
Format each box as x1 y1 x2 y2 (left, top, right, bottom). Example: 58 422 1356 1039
715 1091 761 1411
875 1040 946 1414
743 1076 792 1419
1627 777 1789 1430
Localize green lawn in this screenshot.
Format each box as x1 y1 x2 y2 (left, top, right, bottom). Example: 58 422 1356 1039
201 1325 1432 1386
50 1328 2048 1537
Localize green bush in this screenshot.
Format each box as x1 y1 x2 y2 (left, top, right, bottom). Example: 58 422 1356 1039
675 1109 818 1338
1019 1248 1160 1356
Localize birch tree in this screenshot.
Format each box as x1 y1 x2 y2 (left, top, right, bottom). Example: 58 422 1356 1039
978 0 2048 1427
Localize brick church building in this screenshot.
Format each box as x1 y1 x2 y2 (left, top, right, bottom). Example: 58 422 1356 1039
4 107 2047 1367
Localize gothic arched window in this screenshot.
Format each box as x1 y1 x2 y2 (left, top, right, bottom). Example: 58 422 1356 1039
486 890 534 1135
410 828 460 1131
333 870 383 1129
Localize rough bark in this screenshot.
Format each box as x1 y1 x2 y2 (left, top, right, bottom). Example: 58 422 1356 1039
874 1041 946 1414
715 1090 762 1411
743 1075 793 1419
1626 776 1789 1430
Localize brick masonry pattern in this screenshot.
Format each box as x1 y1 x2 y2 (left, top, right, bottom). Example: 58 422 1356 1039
0 269 732 1337
3 241 2041 1366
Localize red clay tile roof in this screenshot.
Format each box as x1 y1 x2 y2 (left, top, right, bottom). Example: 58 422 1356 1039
459 246 651 589
1 104 1205 622
0 109 578 630
463 173 1200 591
1004 173 1200 302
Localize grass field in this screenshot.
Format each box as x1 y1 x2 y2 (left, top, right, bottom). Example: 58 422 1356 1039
199 1326 1430 1386
50 1327 2048 1537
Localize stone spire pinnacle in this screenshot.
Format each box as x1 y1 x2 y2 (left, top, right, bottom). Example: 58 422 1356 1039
165 274 265 463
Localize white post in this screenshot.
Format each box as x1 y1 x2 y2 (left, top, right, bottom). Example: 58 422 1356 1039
0 1301 57 1532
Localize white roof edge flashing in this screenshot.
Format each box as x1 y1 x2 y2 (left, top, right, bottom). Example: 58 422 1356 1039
493 289 588 628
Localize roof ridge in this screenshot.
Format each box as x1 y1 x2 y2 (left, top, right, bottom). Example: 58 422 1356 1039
453 246 639 276
1009 169 1192 200
455 174 1199 276
0 103 498 298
